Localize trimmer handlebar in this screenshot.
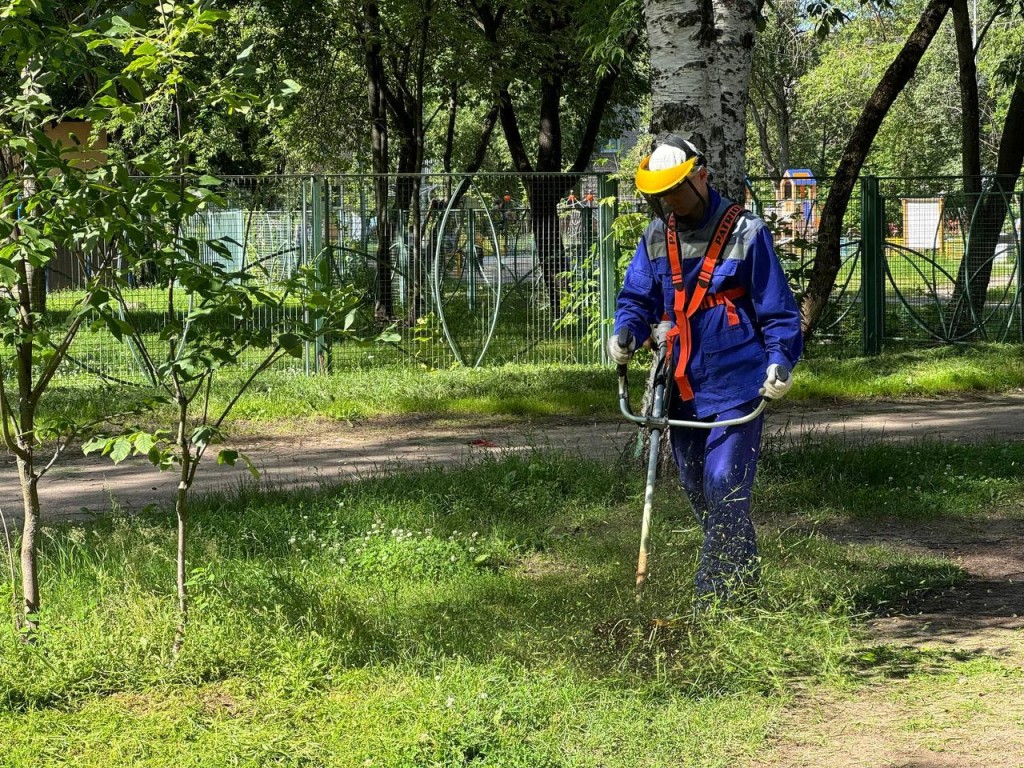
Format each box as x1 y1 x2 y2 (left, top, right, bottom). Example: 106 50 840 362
616 331 785 430
615 328 632 380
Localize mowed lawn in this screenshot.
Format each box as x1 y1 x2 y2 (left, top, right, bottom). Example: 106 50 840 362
6 435 1024 766
36 343 1024 431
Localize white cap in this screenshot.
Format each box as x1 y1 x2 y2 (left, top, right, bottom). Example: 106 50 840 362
648 144 689 172
648 138 702 171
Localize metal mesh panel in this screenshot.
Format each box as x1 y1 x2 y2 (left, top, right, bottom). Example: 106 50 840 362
37 172 1024 383
878 176 1023 344
45 176 313 383
318 172 609 369
746 177 863 356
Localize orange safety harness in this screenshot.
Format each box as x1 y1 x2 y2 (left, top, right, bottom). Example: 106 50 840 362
664 204 746 400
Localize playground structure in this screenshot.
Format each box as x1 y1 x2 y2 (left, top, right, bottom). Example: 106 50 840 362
775 169 819 240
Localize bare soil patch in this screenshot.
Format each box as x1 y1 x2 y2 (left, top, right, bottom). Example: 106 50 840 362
759 514 1024 767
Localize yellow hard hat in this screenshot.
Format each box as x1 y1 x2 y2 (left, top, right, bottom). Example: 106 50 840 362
635 154 697 195
635 136 704 195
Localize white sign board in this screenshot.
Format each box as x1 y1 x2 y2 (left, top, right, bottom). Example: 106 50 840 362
902 198 943 249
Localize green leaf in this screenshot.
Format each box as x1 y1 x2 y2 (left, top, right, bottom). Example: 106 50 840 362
132 432 156 455
279 332 302 357
82 437 108 456
110 437 132 464
238 451 260 480
192 425 216 449
119 75 143 102
217 449 238 466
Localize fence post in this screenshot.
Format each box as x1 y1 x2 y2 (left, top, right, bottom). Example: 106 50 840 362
1017 191 1024 342
861 175 884 355
310 176 331 373
467 208 477 310
302 177 311 375
598 174 619 364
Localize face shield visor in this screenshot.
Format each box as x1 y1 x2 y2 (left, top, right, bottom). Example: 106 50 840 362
634 136 709 223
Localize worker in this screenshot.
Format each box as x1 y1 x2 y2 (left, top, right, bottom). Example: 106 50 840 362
608 135 803 603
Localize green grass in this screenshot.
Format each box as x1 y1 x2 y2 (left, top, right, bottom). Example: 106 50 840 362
0 441 985 766
38 364 617 428
790 343 1024 401
760 437 1024 523
33 344 1024 434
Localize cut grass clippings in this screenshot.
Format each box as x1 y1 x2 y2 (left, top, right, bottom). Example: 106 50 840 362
0 439 994 767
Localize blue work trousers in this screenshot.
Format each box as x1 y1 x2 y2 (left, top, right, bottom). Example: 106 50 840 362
668 395 764 600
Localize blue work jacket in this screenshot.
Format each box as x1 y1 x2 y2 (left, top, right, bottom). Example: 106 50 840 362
614 189 803 418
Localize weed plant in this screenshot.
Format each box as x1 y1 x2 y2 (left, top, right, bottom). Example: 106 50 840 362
0 443 978 766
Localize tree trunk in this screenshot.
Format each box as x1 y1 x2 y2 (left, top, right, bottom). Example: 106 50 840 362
713 0 758 200
393 143 424 324
751 102 779 180
13 233 39 633
172 413 191 656
16 453 40 634
948 82 1024 337
362 2 394 320
25 265 47 314
646 0 758 201
800 0 953 340
952 0 981 197
20 175 47 312
777 102 792 176
443 81 457 180
172 476 188 655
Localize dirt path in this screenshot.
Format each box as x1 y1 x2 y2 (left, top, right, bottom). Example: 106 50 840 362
4 391 1024 523
757 510 1024 767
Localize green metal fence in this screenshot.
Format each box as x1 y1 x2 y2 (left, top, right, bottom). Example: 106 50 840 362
749 173 1024 354
874 175 1023 347
40 172 1024 382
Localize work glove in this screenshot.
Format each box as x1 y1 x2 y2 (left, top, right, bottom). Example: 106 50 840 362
607 330 636 365
759 364 792 399
651 320 673 347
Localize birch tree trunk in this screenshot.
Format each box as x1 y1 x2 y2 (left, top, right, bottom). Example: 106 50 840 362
646 0 758 201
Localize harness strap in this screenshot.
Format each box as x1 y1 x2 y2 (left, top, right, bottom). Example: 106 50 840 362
698 286 746 325
664 204 743 400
